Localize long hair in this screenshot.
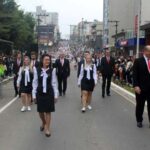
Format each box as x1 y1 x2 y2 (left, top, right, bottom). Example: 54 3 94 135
21 56 33 72
40 54 52 68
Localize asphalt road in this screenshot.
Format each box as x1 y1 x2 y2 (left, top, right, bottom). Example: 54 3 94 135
0 69 150 150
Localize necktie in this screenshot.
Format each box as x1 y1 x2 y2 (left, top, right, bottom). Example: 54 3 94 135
24 68 30 86
148 59 150 72
41 69 48 93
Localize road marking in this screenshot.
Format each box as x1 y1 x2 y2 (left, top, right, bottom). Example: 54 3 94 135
0 96 18 114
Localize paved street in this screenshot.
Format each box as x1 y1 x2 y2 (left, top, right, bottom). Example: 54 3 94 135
0 69 150 150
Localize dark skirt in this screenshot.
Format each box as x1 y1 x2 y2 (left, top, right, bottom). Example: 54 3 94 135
20 84 32 94
81 78 95 92
36 92 55 113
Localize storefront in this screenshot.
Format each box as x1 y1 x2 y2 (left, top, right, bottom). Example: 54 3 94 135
141 23 150 45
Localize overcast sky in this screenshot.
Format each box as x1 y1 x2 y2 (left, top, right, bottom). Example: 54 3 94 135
15 0 103 38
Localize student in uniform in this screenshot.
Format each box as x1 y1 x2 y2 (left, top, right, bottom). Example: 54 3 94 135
78 54 97 113
17 56 33 112
32 54 58 137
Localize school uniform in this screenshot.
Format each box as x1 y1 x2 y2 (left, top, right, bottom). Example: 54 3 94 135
78 63 97 92
17 66 33 94
32 67 58 113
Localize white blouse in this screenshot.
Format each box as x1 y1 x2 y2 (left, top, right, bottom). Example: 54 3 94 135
78 64 97 86
32 67 58 99
17 66 31 87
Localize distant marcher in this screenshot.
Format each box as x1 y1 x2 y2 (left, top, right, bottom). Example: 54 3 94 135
55 51 70 96
17 56 33 112
78 54 97 113
32 54 58 137
100 49 115 98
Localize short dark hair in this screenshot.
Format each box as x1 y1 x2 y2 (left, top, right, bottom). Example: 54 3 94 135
40 54 51 67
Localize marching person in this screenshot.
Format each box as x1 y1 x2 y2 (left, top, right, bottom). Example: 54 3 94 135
100 48 115 98
13 51 23 97
32 54 58 137
133 46 150 128
55 51 70 96
30 51 39 69
17 56 33 112
78 54 97 113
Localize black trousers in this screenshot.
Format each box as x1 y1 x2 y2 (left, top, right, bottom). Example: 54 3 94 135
102 75 112 96
13 76 18 95
58 77 67 94
136 93 150 123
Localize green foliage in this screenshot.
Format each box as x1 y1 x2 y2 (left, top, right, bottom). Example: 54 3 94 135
0 0 36 51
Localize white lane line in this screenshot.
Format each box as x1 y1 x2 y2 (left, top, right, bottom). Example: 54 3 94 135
0 96 19 114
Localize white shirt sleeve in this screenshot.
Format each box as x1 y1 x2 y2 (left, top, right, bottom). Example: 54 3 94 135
78 64 84 85
17 67 22 87
93 64 98 85
52 68 59 99
32 67 38 99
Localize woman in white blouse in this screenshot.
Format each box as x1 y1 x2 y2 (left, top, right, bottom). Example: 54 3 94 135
17 56 33 112
78 54 97 113
32 54 58 137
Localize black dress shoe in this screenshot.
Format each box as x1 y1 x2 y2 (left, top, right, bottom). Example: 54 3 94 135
40 126 44 132
45 132 51 137
59 93 62 96
102 94 105 98
137 122 143 128
107 94 111 96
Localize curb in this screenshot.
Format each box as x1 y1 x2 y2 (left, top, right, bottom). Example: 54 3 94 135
0 76 14 84
111 82 135 98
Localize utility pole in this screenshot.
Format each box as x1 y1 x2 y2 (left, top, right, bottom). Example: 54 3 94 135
108 20 119 54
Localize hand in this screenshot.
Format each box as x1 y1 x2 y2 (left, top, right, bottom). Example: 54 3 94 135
55 98 58 103
134 86 141 94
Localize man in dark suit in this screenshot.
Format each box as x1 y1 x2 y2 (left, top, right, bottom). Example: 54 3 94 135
133 46 150 128
55 52 70 96
30 51 39 68
100 49 115 98
13 51 23 97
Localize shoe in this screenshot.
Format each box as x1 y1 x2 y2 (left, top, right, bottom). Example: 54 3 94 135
27 106 31 111
107 94 111 96
87 105 92 110
40 126 44 132
102 95 105 98
81 107 86 113
137 122 143 128
21 106 26 112
45 130 51 137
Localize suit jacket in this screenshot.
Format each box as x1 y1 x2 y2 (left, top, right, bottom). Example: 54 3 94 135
100 56 115 76
13 59 23 76
133 57 150 93
31 60 39 68
55 58 70 78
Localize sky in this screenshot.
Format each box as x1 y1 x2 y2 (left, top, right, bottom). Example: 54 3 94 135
15 0 103 38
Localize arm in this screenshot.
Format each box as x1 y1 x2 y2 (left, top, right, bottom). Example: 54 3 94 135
32 67 38 99
67 60 70 77
17 67 22 87
52 68 59 99
93 64 98 85
77 64 84 86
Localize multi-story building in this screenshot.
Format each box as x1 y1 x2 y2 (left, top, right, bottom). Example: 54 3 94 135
103 0 150 56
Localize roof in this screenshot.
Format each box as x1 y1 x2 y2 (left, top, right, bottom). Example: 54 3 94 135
141 23 150 30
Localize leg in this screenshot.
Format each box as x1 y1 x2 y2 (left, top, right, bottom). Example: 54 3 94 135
21 93 26 106
58 77 62 95
102 76 106 97
27 94 32 106
87 92 92 106
45 113 51 135
14 77 18 96
63 78 67 94
39 113 46 129
135 94 145 123
82 91 88 109
106 76 112 95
